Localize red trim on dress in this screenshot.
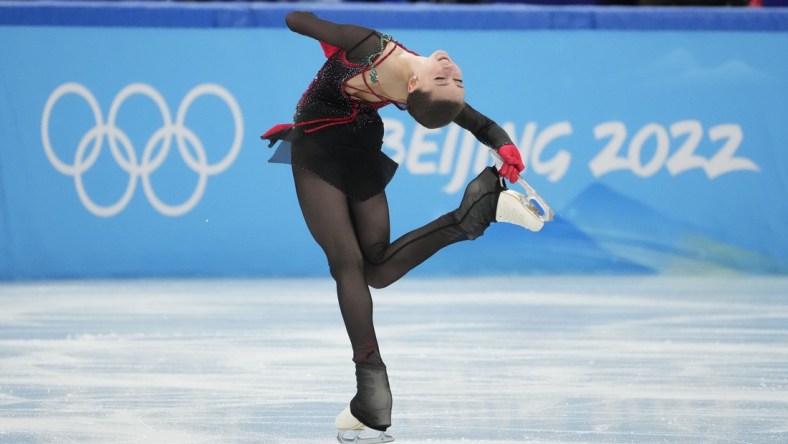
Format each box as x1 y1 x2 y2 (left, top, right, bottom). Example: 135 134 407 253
320 41 340 58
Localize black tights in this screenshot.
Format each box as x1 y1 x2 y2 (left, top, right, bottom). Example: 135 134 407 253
292 166 469 366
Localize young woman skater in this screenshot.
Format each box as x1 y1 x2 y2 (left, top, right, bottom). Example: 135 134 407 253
262 11 540 443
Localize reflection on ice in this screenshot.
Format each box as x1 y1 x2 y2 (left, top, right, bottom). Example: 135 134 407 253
1 277 787 443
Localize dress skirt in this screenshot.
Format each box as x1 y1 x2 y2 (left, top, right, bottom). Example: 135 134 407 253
266 119 398 202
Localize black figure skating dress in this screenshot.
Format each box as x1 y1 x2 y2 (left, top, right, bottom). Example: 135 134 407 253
262 16 408 200
262 12 514 201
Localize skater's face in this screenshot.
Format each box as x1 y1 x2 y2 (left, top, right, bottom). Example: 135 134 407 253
408 50 464 104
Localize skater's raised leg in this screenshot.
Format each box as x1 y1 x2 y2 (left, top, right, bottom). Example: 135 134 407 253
356 166 540 288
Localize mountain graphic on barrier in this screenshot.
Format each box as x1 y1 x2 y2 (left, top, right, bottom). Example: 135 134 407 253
417 188 652 276
421 181 786 276
560 183 786 274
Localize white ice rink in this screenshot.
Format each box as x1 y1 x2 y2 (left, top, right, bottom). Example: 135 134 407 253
1 276 787 443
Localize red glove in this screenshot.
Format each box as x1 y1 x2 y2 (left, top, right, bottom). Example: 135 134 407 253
497 144 525 183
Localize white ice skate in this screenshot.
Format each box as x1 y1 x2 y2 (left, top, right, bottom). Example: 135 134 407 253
490 148 555 232
496 189 545 232
336 405 394 443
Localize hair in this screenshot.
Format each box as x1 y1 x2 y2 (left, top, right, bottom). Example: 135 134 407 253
406 89 464 129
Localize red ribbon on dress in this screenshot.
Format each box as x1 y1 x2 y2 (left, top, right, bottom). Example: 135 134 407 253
320 41 340 59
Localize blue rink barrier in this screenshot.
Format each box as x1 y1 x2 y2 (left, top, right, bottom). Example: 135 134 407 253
1 2 788 279
3 2 788 30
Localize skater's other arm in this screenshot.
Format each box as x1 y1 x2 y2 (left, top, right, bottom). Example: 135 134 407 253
453 103 513 150
285 11 380 58
453 103 524 183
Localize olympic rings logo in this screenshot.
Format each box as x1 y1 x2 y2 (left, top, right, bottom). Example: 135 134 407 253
41 82 243 217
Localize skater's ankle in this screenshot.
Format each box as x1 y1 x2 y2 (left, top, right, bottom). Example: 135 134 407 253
452 167 502 239
451 206 493 240
354 350 385 368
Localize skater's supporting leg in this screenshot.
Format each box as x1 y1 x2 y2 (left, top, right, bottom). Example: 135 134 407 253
293 166 384 367
294 166 394 431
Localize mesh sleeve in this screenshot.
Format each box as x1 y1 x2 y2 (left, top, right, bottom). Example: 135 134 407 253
285 11 382 60
453 103 514 150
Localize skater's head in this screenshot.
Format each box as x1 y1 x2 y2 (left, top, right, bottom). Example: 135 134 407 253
406 50 464 129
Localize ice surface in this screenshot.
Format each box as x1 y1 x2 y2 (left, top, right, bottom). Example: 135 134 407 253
1 276 787 443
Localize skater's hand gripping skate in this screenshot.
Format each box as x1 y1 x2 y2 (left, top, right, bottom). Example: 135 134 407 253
488 147 555 226
497 144 525 184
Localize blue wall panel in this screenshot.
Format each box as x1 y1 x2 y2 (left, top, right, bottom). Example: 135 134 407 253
1 2 787 279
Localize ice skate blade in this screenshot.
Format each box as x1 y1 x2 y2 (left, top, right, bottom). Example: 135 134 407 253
496 190 544 232
337 429 395 443
488 148 555 223
336 405 365 430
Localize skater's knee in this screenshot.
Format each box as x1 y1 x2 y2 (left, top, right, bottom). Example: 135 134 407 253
358 250 395 289
364 265 396 289
367 279 389 290
328 259 364 282
365 272 392 290
327 251 365 282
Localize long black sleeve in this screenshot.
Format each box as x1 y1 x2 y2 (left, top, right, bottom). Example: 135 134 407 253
453 103 514 150
285 11 381 59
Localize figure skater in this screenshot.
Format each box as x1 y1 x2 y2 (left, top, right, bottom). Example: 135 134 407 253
262 11 540 443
